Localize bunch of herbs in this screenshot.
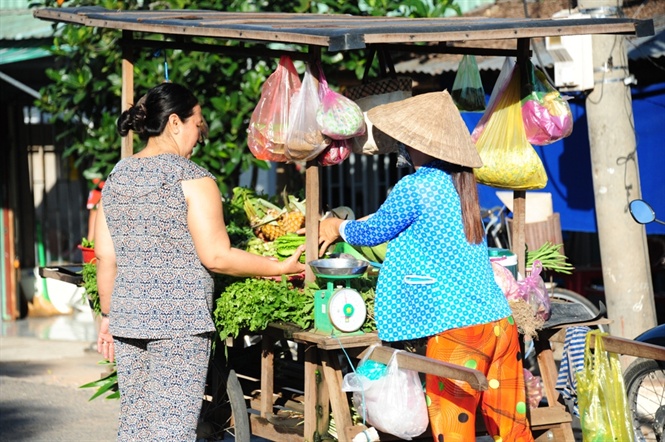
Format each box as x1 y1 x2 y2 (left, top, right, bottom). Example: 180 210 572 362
81 262 101 316
213 277 313 340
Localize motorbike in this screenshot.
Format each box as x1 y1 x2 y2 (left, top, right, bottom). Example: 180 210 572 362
625 199 665 442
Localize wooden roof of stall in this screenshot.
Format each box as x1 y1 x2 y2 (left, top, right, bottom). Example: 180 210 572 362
33 7 654 52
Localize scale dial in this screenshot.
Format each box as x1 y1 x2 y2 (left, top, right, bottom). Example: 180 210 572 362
328 288 367 333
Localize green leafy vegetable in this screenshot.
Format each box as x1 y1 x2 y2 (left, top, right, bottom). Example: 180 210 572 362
526 242 574 274
81 262 101 316
213 278 314 340
81 237 95 248
80 359 118 401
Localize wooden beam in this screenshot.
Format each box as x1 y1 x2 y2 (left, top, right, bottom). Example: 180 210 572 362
127 37 311 61
33 8 654 53
592 335 665 361
358 345 489 391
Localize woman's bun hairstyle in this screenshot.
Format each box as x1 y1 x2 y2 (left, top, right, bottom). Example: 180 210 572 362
116 83 199 141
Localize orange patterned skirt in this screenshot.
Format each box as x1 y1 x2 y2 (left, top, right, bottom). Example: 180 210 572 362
425 316 534 442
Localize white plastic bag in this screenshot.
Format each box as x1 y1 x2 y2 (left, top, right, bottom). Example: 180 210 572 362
343 347 428 440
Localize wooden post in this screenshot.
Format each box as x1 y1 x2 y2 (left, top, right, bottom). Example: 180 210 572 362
121 31 134 159
260 333 275 418
305 46 322 283
510 38 532 276
303 345 329 441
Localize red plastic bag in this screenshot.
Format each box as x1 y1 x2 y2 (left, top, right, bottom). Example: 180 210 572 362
317 138 352 167
285 63 331 162
316 66 365 140
247 56 301 162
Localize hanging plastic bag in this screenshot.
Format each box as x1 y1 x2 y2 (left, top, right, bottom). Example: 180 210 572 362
317 138 352 167
451 54 486 112
247 56 301 162
316 65 365 140
344 49 412 155
471 57 515 142
473 62 548 190
285 63 331 162
343 347 428 440
576 330 636 442
521 60 573 145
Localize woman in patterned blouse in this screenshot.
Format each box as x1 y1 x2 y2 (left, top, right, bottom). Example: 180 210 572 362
318 91 534 442
93 82 305 441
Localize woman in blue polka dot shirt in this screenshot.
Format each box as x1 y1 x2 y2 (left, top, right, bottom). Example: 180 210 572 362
318 91 534 442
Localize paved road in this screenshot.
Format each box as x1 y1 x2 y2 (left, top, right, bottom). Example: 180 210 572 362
0 336 120 441
0 315 582 441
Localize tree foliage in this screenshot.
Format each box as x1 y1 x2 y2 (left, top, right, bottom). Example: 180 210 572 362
34 0 460 196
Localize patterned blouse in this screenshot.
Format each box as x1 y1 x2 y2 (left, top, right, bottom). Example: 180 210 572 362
102 154 217 339
340 160 511 342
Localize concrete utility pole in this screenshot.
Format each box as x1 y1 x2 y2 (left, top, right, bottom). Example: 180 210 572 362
578 0 657 339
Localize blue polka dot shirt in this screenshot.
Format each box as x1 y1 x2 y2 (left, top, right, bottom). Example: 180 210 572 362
340 161 511 342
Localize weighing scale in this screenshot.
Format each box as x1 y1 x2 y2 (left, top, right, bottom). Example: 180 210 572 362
312 273 367 336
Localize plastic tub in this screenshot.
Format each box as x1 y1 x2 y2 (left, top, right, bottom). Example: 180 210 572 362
488 247 517 279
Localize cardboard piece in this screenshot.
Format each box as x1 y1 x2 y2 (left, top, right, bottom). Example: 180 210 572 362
496 191 553 223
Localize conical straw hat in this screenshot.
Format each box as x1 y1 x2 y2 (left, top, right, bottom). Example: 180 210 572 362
367 90 483 168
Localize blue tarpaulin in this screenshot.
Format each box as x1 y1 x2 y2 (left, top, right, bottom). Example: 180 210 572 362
462 81 665 235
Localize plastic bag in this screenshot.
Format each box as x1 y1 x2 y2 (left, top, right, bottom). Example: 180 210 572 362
342 347 428 440
472 61 548 190
521 60 573 145
317 138 352 167
451 54 486 112
344 49 412 155
316 66 365 140
524 368 544 410
577 330 636 442
491 261 520 301
247 56 301 162
517 260 550 321
285 63 331 161
471 57 515 142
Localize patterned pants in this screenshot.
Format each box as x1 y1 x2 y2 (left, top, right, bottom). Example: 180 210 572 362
425 317 534 442
114 334 211 442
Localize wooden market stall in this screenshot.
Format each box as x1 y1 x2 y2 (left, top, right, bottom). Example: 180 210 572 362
33 7 658 442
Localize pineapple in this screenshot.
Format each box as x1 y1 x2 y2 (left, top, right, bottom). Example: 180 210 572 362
261 222 287 241
279 188 306 233
278 211 305 233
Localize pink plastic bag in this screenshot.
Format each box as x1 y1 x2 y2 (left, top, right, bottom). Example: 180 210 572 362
521 61 573 145
316 66 365 140
247 56 301 162
517 260 551 321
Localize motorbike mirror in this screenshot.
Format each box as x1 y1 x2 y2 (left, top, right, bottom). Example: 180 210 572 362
629 199 656 224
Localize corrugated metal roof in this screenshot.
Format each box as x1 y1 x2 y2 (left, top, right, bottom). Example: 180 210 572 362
0 47 51 65
394 18 664 75
0 10 54 41
32 7 653 52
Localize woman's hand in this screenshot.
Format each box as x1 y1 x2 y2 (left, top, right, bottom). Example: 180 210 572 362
279 245 307 275
318 218 343 257
97 317 115 363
